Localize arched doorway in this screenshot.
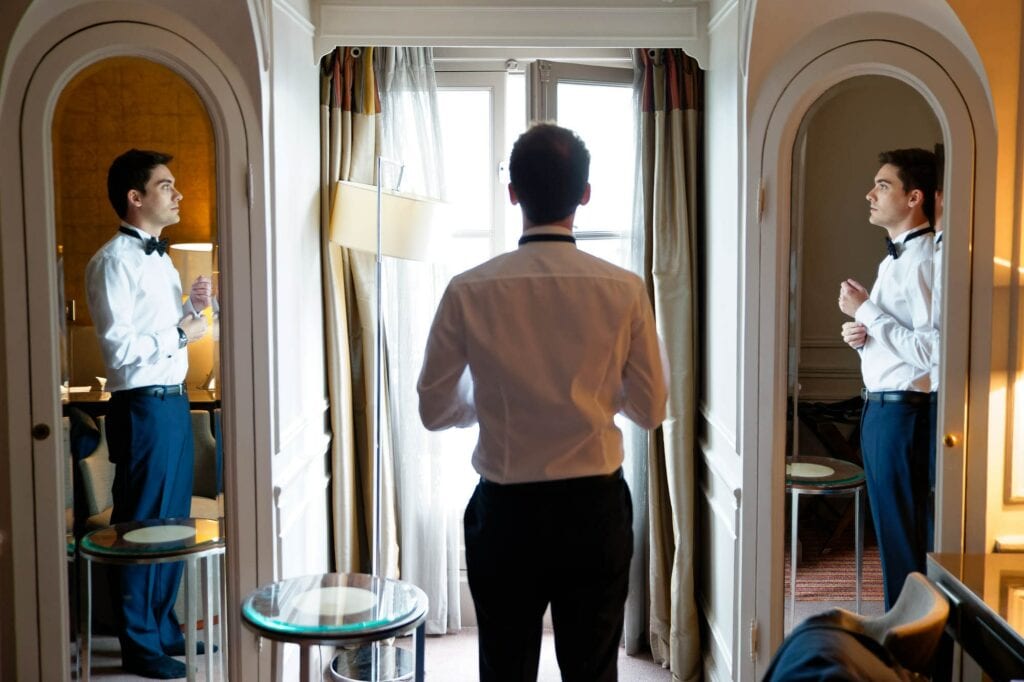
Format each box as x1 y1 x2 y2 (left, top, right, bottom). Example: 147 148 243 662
746 37 995 677
0 19 265 681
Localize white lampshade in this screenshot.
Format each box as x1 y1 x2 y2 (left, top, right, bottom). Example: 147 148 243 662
330 181 443 262
169 242 214 290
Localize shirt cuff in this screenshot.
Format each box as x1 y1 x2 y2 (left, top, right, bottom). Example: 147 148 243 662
854 299 883 326
160 327 182 356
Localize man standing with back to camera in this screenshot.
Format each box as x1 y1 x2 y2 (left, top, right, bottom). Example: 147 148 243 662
838 147 937 610
86 149 211 679
418 124 668 681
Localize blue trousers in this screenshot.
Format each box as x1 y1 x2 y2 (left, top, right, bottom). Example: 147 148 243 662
464 471 633 682
861 399 932 609
106 391 194 663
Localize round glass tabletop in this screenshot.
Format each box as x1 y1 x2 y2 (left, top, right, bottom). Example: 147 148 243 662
242 573 428 638
80 517 223 558
785 456 865 488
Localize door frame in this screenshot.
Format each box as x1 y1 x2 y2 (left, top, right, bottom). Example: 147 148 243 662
0 17 271 682
744 38 996 678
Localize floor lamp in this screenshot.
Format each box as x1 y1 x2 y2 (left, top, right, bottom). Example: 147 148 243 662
329 157 441 681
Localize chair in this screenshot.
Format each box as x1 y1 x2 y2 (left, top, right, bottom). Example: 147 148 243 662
78 416 115 530
826 572 950 674
77 412 224 530
765 572 949 680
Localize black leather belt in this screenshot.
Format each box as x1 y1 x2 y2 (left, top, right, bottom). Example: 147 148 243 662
120 384 186 398
861 389 935 405
480 468 623 492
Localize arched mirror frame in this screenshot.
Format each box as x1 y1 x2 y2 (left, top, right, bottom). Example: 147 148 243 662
746 38 996 675
3 19 267 681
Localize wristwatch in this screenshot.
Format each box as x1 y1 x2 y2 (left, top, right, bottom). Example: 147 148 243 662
176 326 188 349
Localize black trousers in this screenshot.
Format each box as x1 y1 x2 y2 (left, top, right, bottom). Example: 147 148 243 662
464 470 633 682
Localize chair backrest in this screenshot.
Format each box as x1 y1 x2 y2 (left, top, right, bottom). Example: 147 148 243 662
863 572 950 673
78 415 114 517
191 410 218 499
62 416 74 510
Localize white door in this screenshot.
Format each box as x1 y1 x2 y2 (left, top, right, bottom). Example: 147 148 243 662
5 20 266 682
748 40 978 677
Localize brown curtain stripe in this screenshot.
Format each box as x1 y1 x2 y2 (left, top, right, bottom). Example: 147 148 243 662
636 47 703 682
320 46 399 579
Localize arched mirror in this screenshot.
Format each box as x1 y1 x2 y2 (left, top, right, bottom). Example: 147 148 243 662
53 56 226 677
784 75 942 630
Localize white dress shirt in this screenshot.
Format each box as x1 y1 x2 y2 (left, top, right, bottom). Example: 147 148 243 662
929 233 943 389
417 225 668 484
86 224 191 392
854 225 935 392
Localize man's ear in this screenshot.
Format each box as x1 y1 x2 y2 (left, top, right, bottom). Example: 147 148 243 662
508 183 519 206
128 189 143 208
579 183 591 207
907 188 923 207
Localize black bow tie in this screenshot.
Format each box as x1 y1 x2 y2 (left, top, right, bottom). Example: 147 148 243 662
885 226 935 260
885 238 899 259
119 226 168 256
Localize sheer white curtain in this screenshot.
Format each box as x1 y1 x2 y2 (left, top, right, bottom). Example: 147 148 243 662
375 48 463 635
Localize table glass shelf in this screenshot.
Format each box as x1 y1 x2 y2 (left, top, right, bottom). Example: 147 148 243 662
81 517 223 558
242 573 426 637
786 455 865 488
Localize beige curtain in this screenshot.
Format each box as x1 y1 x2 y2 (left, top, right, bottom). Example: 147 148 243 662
636 48 703 682
320 46 399 578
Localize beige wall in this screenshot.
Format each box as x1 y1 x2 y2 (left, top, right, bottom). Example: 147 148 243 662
945 0 1024 545
797 76 942 401
52 56 217 387
53 56 217 327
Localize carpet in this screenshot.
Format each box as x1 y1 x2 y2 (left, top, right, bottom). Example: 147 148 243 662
783 505 884 601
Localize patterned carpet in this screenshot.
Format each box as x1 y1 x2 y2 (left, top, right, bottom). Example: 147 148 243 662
783 501 884 601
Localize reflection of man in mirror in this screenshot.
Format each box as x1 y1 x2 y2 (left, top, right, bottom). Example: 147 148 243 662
836 148 937 610
85 149 211 679
417 124 667 681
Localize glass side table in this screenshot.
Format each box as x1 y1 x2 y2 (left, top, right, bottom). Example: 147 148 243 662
79 517 225 682
786 455 866 625
241 572 428 681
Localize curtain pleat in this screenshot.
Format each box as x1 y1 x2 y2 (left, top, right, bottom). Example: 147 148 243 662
320 46 399 579
374 47 461 635
635 48 703 682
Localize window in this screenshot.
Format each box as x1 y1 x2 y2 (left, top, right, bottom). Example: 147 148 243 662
433 59 642 619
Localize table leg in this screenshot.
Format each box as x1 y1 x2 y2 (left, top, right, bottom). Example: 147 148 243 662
213 551 223 672
204 555 214 682
80 554 91 682
299 644 311 682
186 557 198 681
790 489 800 627
855 486 863 614
416 622 425 681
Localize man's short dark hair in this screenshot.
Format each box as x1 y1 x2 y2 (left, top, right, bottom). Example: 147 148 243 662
934 143 945 192
107 149 173 219
878 147 937 226
509 123 590 225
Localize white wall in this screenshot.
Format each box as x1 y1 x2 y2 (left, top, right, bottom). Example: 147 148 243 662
797 76 942 402
266 0 331 581
700 1 743 679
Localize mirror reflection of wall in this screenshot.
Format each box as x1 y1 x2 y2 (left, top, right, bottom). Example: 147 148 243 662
785 75 942 627
53 56 218 391
52 56 223 674
795 75 942 406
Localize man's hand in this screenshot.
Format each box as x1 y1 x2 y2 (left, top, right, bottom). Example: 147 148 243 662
178 313 208 343
838 279 869 317
841 321 868 350
189 275 213 312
